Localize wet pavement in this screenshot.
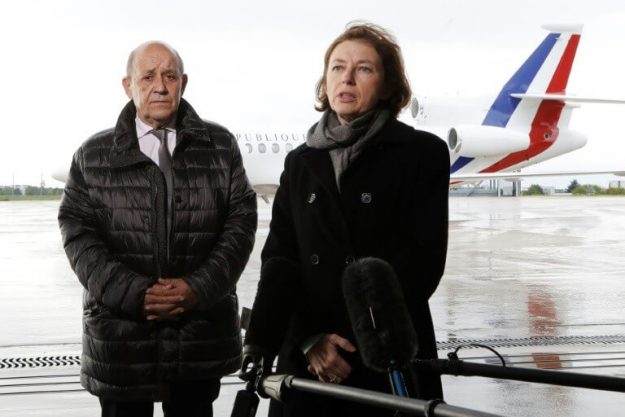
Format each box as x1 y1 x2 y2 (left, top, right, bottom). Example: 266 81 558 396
1 196 625 416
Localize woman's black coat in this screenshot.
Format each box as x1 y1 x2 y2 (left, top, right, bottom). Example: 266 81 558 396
248 118 450 413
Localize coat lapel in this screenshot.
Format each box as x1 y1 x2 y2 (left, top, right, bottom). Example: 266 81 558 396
299 148 353 246
300 149 339 200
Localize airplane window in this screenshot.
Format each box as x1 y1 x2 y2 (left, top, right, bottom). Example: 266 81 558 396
272 143 280 153
245 143 252 153
285 143 293 152
258 143 266 153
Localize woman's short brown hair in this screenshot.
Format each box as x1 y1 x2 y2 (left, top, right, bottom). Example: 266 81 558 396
315 22 412 118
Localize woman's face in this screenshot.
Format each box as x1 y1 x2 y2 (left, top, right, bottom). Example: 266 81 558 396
325 40 385 125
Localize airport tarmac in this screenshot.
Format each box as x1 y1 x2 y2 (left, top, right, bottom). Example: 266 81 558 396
1 196 625 416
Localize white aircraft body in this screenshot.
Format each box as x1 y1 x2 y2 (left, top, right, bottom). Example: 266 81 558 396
233 131 306 195
52 25 625 190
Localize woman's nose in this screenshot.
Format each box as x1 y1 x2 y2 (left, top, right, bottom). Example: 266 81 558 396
341 68 355 85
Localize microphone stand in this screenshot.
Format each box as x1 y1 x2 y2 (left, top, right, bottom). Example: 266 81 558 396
415 353 625 393
232 347 503 416
260 374 503 417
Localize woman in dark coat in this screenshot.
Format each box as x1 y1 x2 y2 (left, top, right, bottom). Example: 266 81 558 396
245 22 450 417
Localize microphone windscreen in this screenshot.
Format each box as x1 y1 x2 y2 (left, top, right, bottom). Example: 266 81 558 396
244 257 300 356
342 257 418 372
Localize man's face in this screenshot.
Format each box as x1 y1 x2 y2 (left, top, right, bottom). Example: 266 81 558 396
123 43 188 128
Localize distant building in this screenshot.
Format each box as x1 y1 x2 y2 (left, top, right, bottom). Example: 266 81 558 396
609 180 625 189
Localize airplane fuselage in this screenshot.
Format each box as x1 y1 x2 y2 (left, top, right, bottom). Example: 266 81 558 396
235 131 306 187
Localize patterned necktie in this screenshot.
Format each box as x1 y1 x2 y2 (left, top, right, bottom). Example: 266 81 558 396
152 128 174 254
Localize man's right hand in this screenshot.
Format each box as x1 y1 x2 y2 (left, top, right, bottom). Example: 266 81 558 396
305 333 357 384
144 278 199 320
143 280 184 320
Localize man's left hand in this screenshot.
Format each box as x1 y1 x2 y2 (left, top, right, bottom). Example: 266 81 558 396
144 278 198 321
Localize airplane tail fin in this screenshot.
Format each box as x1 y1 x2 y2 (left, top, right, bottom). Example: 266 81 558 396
434 24 625 177
483 24 583 130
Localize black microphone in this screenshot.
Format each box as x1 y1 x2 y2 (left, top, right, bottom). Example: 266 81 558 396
342 257 418 374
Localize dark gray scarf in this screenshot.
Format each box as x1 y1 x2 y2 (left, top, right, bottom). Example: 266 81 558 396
306 109 391 190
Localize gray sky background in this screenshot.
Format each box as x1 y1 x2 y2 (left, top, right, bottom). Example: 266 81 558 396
2 0 625 188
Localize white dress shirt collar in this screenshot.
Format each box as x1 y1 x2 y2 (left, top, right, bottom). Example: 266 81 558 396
135 116 176 139
135 116 177 166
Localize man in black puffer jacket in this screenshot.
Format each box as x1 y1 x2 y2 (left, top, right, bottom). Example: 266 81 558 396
58 41 257 417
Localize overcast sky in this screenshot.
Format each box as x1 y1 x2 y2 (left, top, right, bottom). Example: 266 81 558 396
2 0 625 188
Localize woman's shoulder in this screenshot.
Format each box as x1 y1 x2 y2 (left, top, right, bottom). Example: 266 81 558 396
385 119 449 153
280 142 316 171
290 142 311 155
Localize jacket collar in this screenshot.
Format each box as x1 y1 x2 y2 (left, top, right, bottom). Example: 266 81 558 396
298 117 407 201
110 98 211 168
299 117 398 174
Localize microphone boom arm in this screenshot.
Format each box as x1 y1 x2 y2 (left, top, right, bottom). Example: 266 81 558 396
416 357 625 393
260 374 503 417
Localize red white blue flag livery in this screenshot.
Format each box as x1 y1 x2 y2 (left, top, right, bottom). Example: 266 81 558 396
411 25 625 185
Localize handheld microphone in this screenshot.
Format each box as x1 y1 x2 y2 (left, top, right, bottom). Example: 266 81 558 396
342 257 419 396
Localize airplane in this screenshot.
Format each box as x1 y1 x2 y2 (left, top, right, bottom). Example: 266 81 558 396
52 24 625 194
410 23 625 185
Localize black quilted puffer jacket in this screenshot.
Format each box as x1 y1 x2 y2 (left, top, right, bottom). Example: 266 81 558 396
58 99 257 400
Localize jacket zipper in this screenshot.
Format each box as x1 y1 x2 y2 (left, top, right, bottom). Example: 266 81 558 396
152 166 168 278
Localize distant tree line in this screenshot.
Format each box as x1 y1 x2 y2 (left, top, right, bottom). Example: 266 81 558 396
523 179 625 196
0 186 64 196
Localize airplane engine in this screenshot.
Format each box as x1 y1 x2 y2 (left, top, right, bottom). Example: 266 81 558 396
448 125 530 157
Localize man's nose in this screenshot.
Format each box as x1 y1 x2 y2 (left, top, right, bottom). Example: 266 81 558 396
154 76 168 93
